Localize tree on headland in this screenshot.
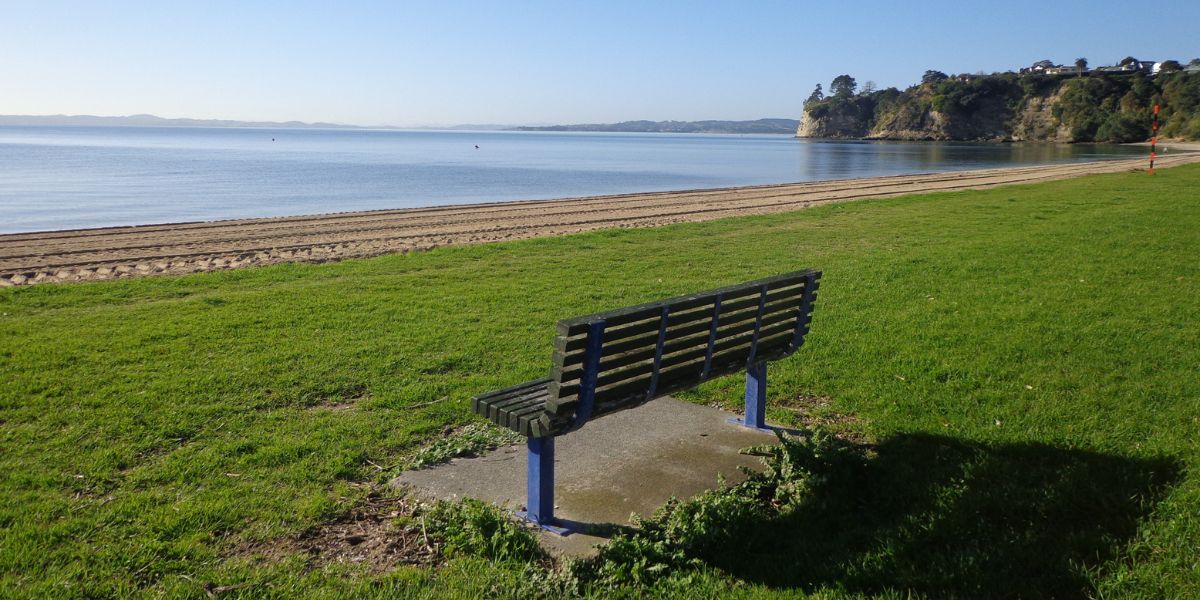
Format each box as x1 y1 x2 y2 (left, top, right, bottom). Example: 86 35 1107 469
862 80 877 95
831 75 857 98
1119 56 1139 67
1075 58 1088 77
922 70 948 85
805 84 824 106
1158 60 1183 74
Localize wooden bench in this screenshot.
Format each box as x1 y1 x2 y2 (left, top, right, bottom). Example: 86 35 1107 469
471 269 821 533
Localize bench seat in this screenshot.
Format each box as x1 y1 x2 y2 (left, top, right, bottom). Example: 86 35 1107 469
471 378 556 437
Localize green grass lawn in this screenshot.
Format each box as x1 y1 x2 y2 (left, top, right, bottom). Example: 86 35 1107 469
3 165 1199 598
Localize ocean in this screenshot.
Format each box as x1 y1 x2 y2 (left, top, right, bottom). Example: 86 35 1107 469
0 126 1146 234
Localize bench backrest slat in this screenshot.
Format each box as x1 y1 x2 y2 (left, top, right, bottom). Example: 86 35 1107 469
542 270 820 433
701 292 724 378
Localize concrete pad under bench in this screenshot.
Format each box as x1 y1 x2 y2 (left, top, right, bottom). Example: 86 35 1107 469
392 396 780 556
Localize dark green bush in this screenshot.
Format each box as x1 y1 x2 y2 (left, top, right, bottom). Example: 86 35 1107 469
570 428 867 588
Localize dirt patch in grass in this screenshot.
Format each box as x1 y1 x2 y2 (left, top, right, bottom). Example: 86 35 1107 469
306 387 370 411
310 400 359 412
237 492 438 573
782 394 871 444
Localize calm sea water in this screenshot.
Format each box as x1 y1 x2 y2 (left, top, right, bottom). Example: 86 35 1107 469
0 126 1145 234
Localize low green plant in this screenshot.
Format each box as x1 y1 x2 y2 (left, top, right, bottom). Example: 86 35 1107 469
402 422 522 471
740 428 867 511
422 499 546 563
572 428 867 588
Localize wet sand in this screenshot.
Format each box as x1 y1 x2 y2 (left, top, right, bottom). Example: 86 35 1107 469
3 148 1197 287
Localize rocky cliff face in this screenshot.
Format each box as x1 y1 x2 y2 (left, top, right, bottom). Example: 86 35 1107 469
810 70 1200 142
867 100 944 140
796 97 873 138
799 85 1027 141
1009 88 1072 142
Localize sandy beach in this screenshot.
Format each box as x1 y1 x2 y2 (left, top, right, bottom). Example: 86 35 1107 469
3 146 1198 287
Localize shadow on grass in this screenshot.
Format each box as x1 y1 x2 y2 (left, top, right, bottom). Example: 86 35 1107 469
707 434 1181 599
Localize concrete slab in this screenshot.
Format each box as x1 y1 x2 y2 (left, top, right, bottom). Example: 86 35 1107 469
391 396 781 556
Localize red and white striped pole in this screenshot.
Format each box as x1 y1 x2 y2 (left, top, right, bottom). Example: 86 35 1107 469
1149 104 1159 175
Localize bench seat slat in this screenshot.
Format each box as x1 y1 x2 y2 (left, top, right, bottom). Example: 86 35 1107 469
506 401 549 431
473 378 551 403
472 379 551 432
491 393 545 424
484 386 548 421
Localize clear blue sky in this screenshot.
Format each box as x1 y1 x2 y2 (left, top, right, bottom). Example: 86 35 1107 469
3 0 1197 126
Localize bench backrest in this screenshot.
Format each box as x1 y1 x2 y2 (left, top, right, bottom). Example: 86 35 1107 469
540 269 821 434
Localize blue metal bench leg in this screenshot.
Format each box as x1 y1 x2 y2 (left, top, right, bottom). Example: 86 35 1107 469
729 361 773 432
516 437 571 535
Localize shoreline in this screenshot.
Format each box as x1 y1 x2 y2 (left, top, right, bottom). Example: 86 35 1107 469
3 149 1199 287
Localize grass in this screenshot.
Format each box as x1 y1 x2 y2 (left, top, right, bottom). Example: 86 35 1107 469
2 163 1199 598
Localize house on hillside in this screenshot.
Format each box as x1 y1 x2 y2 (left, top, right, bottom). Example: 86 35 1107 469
1018 60 1089 76
1019 59 1057 75
1093 60 1158 75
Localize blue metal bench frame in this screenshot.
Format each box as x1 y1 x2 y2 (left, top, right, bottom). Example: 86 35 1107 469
473 270 821 534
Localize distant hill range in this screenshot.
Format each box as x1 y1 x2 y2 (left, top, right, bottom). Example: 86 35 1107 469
512 118 800 134
0 113 364 129
0 114 797 134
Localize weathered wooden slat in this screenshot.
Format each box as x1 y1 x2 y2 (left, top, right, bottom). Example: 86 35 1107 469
551 300 804 390
519 414 540 437
545 326 800 428
543 395 579 418
589 329 798 410
553 320 797 403
556 271 812 337
473 377 551 404
555 282 807 353
595 302 716 345
506 401 549 431
555 285 760 338
553 292 806 368
486 392 538 422
605 320 794 388
500 398 545 426
493 394 546 426
592 283 801 343
473 380 549 423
